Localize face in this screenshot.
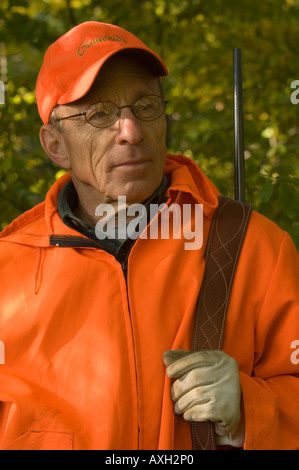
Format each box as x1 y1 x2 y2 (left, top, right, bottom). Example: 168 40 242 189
50 56 167 210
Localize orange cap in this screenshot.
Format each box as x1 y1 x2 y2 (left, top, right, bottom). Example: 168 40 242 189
36 21 168 124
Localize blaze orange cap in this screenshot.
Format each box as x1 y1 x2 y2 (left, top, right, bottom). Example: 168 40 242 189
36 21 168 124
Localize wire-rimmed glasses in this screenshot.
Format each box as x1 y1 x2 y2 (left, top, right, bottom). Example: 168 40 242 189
53 95 168 128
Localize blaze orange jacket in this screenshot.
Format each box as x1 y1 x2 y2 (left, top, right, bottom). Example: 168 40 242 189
0 154 298 450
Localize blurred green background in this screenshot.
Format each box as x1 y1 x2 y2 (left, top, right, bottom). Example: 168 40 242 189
0 0 299 247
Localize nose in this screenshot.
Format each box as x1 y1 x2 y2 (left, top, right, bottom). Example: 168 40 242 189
115 107 144 145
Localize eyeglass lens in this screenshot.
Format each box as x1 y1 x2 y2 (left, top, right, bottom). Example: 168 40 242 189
86 95 166 128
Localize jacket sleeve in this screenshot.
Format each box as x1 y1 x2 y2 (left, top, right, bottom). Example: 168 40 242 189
240 231 299 450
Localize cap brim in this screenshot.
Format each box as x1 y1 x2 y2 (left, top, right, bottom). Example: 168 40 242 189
57 47 168 107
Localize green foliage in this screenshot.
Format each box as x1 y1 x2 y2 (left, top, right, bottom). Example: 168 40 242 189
1 0 298 247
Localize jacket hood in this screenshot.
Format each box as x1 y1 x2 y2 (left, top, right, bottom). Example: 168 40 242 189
164 154 219 216
0 154 220 248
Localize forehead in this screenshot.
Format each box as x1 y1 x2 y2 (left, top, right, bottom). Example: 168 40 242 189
79 56 161 106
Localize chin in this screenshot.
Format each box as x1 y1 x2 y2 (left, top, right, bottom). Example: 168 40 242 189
121 187 155 204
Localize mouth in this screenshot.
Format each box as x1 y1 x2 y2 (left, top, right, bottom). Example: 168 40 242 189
113 159 151 170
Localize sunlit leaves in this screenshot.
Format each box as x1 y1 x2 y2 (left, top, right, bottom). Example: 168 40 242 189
0 0 298 247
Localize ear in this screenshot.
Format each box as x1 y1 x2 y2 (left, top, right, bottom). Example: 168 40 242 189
39 124 71 169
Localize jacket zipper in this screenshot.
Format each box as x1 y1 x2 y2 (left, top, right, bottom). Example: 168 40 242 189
50 235 102 249
116 244 141 448
50 234 141 448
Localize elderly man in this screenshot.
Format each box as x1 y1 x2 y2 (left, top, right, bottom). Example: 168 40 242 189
0 21 298 451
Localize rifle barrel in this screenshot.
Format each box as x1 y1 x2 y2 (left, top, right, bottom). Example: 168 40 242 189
233 48 245 202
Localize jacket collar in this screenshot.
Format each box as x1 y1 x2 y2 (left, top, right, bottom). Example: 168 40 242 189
164 154 219 219
0 154 220 247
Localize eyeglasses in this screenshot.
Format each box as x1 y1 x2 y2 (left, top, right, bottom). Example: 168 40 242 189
54 95 168 128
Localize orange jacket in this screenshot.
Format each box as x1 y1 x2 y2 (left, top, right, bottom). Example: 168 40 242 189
0 154 298 450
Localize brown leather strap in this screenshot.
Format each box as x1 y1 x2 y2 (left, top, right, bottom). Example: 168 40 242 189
191 196 252 450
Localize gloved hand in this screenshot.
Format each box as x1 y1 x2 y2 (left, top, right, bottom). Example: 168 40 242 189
163 349 244 447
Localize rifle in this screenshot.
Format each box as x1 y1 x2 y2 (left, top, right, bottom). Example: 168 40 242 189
233 48 245 202
191 47 252 450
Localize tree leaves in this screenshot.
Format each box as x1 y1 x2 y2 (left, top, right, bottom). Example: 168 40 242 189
1 0 298 247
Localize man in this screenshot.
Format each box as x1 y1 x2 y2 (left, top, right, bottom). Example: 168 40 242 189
0 21 298 450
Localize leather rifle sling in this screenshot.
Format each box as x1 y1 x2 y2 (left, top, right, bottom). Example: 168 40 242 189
191 196 252 450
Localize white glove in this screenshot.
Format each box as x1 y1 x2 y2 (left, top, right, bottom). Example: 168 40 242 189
163 349 244 447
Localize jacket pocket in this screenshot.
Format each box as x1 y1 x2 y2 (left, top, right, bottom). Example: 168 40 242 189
4 431 73 450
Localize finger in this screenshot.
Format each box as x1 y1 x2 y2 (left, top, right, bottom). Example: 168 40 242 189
183 402 217 423
181 393 241 432
173 385 215 415
182 403 240 433
164 350 216 379
162 349 191 367
171 368 215 401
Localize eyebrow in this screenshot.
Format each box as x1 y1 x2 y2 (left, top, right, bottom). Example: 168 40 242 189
84 75 163 102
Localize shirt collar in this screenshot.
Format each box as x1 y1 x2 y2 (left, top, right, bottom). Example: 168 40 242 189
57 175 169 253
